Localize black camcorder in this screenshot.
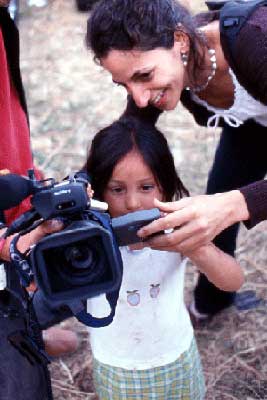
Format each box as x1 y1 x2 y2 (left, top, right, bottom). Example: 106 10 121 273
5 171 161 327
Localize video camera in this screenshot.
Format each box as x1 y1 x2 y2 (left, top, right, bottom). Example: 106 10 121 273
3 170 160 327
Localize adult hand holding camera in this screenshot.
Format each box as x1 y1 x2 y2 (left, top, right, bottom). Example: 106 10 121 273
0 219 64 261
138 191 249 253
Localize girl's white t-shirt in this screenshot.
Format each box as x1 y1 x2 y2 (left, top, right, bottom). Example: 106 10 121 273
87 246 193 370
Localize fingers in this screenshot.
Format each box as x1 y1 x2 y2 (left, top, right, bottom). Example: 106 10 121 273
144 218 211 254
147 234 204 254
87 184 94 199
17 219 64 254
41 219 64 235
140 194 233 254
128 242 147 251
154 197 192 212
138 206 196 238
148 234 208 254
147 226 188 248
1 219 64 262
147 242 178 253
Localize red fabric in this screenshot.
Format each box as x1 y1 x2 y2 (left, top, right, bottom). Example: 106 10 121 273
0 28 41 224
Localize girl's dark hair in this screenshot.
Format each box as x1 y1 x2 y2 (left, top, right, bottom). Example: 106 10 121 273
84 116 188 202
86 0 206 85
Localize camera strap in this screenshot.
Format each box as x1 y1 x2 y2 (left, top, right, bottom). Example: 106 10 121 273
74 290 119 328
74 210 124 328
8 218 43 288
9 233 34 287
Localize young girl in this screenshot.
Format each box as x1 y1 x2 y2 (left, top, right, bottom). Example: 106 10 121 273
84 116 244 400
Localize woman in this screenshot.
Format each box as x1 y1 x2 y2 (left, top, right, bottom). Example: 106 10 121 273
86 0 267 319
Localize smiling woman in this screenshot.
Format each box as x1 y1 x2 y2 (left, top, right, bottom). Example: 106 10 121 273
101 47 187 110
86 0 267 322
87 0 207 110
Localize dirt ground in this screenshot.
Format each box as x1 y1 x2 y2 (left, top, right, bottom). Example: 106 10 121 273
17 0 267 399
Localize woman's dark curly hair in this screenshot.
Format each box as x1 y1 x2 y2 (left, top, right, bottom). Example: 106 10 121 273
86 0 206 86
84 116 188 202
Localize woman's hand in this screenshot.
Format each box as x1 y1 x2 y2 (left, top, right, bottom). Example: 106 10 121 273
0 219 64 261
137 190 249 253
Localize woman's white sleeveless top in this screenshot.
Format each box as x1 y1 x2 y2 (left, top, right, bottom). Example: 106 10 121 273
191 69 267 128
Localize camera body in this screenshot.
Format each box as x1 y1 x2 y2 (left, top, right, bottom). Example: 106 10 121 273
10 171 160 327
31 179 89 219
112 208 161 246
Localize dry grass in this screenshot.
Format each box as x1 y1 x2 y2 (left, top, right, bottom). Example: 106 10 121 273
18 0 267 399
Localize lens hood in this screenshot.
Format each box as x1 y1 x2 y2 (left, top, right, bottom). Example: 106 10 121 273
30 219 122 308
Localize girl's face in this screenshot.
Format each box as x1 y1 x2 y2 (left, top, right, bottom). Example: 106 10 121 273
101 42 189 111
103 150 163 217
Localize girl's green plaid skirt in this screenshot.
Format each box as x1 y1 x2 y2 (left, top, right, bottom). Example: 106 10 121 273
93 337 205 399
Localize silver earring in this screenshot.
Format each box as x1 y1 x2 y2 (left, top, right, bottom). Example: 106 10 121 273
181 52 188 67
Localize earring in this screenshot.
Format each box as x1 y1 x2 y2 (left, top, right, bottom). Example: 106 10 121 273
181 52 188 67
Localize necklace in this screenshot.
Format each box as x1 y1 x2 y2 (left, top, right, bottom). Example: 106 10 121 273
186 48 217 93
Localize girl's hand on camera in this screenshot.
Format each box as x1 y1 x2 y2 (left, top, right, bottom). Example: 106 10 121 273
87 184 94 199
137 191 249 253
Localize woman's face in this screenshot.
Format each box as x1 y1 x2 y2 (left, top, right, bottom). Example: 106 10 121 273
101 43 189 111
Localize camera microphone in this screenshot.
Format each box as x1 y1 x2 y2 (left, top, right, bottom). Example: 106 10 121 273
0 173 36 210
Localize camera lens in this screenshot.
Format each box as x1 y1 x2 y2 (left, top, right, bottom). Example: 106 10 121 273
65 246 94 270
35 219 120 300
43 238 108 292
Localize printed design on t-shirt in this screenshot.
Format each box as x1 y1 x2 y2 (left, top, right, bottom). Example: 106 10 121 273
127 290 140 306
150 284 160 298
126 284 161 305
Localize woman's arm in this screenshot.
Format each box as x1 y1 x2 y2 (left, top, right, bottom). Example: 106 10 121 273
187 242 244 291
138 190 249 253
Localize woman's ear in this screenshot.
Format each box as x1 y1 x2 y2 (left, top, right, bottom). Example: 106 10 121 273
173 30 190 55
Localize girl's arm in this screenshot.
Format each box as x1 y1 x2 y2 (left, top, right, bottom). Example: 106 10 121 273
186 243 244 292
